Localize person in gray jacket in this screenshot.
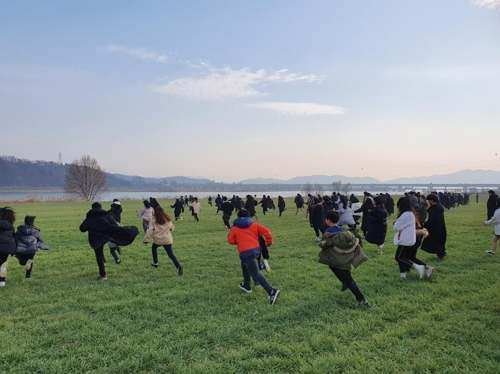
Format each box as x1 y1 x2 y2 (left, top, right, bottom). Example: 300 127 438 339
15 215 47 279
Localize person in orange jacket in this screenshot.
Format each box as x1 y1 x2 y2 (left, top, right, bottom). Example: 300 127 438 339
227 210 280 305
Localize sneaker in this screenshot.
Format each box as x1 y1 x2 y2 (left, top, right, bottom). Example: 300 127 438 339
25 259 33 271
239 283 252 293
151 262 159 268
100 275 108 280
486 250 496 255
269 289 280 305
377 248 383 255
314 237 321 242
340 284 348 292
426 266 435 278
400 273 407 279
358 299 370 308
177 266 183 276
414 264 425 279
0 262 8 278
254 281 260 287
115 259 121 265
438 252 448 261
263 259 271 273
117 247 122 255
259 262 266 271
0 281 5 287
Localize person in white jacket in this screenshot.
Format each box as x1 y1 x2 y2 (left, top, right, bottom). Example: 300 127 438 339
393 197 434 279
484 198 500 254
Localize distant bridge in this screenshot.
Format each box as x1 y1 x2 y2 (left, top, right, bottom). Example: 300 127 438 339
213 183 500 193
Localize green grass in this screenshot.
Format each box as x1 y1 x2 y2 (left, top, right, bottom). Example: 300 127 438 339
0 196 499 373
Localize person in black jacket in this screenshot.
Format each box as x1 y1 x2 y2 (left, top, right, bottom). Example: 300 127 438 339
365 196 388 254
170 198 185 221
487 190 498 220
310 198 325 241
0 207 17 287
244 195 258 221
108 199 123 263
221 197 234 230
421 194 448 260
278 196 286 217
354 193 374 237
80 202 139 279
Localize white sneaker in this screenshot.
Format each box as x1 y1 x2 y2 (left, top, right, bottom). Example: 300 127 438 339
0 281 5 287
400 273 407 279
314 237 321 242
25 259 33 271
263 259 271 273
377 246 383 254
0 262 8 278
415 264 425 279
426 266 435 278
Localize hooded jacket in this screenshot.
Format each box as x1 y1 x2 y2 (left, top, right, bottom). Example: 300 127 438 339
80 208 139 250
318 230 368 270
143 220 175 245
227 217 273 260
0 220 16 255
421 203 447 253
15 225 42 254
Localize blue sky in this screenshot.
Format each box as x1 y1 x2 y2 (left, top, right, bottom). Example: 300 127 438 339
1 0 499 182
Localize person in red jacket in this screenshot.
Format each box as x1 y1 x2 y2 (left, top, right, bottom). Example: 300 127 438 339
227 210 280 305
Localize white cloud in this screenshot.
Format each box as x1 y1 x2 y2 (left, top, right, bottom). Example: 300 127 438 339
472 0 500 9
104 44 168 63
247 102 345 115
152 67 323 101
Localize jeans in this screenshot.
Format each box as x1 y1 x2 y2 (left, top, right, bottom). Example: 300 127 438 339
108 242 120 262
93 246 106 277
329 266 365 302
152 244 180 268
241 255 273 295
142 220 150 233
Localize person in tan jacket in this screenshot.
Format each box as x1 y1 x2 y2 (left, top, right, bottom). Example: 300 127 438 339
143 207 183 275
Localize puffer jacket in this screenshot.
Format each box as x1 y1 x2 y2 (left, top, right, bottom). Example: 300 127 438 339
318 230 368 270
228 217 273 260
15 225 42 254
0 220 16 254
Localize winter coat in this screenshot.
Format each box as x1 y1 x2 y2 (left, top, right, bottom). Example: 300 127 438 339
310 204 325 230
278 198 286 211
354 199 374 232
190 202 202 214
393 211 416 246
365 205 388 246
487 194 498 220
170 201 184 216
0 220 16 255
336 204 355 226
137 206 154 222
421 203 447 254
318 230 368 270
227 217 273 259
143 220 175 245
416 201 428 225
244 199 257 215
80 208 139 250
15 225 42 255
294 195 304 208
485 208 500 235
385 196 395 215
109 202 122 223
322 200 334 218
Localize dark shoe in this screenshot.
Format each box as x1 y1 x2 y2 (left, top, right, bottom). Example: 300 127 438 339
358 299 370 308
177 266 183 276
151 262 158 268
269 289 280 305
438 252 448 261
254 281 260 287
259 262 266 271
340 284 348 292
115 259 121 264
100 275 108 280
239 283 252 293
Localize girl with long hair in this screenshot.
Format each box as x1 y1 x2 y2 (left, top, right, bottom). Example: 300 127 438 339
143 207 183 275
0 207 16 287
393 197 434 279
136 200 154 233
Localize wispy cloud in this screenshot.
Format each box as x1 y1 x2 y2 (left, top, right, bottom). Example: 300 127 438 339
104 44 168 63
247 102 345 115
152 67 323 101
472 0 500 9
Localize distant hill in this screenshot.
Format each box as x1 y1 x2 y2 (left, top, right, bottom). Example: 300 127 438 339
113 174 212 185
385 169 500 184
240 175 380 184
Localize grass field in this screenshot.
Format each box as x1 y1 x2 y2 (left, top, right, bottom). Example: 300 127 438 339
0 196 499 373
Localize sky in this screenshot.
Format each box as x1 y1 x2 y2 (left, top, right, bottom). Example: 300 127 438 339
1 0 500 183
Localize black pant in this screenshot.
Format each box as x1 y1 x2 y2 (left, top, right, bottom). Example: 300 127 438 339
193 213 199 222
223 214 231 229
314 227 325 237
329 266 365 302
151 244 180 268
16 252 35 278
395 242 426 273
241 255 273 295
93 246 106 277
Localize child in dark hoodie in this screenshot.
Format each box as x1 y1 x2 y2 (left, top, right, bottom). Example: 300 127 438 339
227 210 280 305
15 215 51 279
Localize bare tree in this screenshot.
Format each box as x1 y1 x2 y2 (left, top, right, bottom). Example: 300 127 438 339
302 182 312 196
314 184 325 196
65 155 107 201
331 180 342 193
341 183 352 196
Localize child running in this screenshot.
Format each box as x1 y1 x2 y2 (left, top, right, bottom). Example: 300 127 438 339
318 211 370 307
143 206 183 275
227 210 280 304
0 207 16 287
